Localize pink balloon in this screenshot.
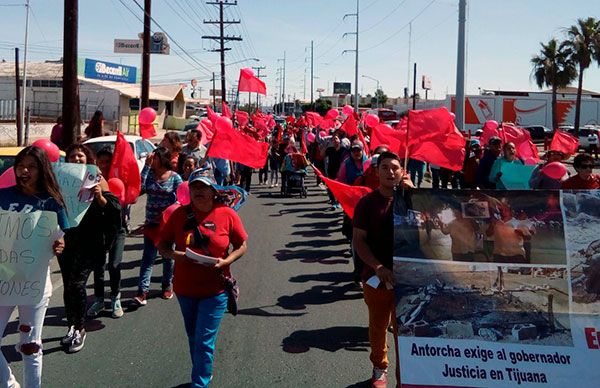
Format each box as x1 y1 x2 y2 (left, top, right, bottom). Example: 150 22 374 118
375 123 394 132
342 105 354 117
319 130 327 138
541 162 567 180
176 181 190 205
325 108 339 120
483 120 499 131
214 116 233 132
139 107 157 125
0 168 16 189
31 138 60 162
364 114 380 128
307 132 316 143
107 177 125 205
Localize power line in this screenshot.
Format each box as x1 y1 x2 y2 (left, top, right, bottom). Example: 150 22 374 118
360 0 437 53
360 0 408 33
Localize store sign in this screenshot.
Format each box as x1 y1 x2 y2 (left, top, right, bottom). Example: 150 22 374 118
333 82 351 95
84 58 137 84
114 39 143 54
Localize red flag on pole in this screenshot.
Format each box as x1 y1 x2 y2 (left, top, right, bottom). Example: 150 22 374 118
369 123 407 155
313 167 372 218
235 110 249 128
222 102 232 119
207 120 269 168
550 130 579 156
206 105 220 123
340 114 358 137
238 68 267 95
109 131 141 205
407 108 466 171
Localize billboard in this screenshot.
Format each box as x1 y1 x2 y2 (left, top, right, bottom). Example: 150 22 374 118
333 82 351 95
393 188 600 387
114 32 170 55
84 58 137 84
114 39 143 54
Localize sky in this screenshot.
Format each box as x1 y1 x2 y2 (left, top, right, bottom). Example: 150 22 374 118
0 0 599 107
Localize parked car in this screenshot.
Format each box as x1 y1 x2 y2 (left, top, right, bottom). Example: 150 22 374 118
523 125 553 141
0 146 66 176
385 120 400 128
565 126 600 151
83 135 156 173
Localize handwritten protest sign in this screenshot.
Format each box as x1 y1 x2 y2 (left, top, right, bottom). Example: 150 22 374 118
393 189 600 387
0 210 58 305
52 163 98 227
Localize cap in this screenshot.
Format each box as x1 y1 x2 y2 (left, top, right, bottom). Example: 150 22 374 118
188 167 217 188
488 136 502 146
351 141 364 150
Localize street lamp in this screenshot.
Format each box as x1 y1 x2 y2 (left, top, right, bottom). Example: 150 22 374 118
226 57 259 66
362 74 380 109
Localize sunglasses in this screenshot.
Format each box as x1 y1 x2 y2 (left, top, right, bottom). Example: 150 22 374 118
579 164 595 169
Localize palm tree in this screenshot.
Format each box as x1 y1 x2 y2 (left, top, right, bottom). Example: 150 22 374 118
562 17 600 135
531 38 577 131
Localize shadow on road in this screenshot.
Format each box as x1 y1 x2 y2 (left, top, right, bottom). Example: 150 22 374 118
281 325 369 353
277 283 362 310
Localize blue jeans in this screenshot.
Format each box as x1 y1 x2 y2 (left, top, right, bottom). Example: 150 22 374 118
408 159 426 188
138 235 174 293
177 292 228 388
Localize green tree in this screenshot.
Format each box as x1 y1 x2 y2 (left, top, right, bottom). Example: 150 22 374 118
374 88 388 107
562 17 600 134
301 98 331 116
531 38 577 131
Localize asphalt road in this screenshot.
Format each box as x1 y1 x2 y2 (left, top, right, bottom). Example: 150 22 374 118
3 172 394 387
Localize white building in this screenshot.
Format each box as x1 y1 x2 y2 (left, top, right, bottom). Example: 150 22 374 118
0 60 188 133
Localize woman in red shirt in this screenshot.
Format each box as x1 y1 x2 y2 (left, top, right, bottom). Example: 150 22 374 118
561 153 600 189
158 169 247 388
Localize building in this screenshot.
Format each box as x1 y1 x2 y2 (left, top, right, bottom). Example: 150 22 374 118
0 60 189 133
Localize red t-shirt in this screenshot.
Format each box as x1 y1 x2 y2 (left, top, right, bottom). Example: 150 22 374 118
561 174 600 190
161 204 248 298
353 190 394 281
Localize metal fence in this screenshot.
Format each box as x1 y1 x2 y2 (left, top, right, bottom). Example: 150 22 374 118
0 100 17 120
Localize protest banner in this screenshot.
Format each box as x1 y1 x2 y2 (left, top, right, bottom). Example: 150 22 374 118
0 210 59 305
53 162 98 227
393 189 600 387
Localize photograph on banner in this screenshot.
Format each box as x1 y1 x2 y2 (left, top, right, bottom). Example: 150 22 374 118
562 190 600 314
0 210 59 305
393 259 571 347
399 189 566 265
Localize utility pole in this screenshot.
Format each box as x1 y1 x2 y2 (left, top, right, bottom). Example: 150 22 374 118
455 0 467 130
310 40 314 105
412 63 417 110
277 52 286 114
275 67 282 115
15 48 22 146
252 65 266 108
343 0 359 113
141 0 151 108
407 22 412 103
62 0 80 148
21 0 30 145
212 72 216 109
302 68 307 100
203 0 242 105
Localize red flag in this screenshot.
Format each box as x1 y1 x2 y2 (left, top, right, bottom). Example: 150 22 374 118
207 121 269 168
369 123 406 155
222 102 232 119
500 123 540 163
235 110 249 128
404 107 466 170
305 111 323 127
313 167 372 218
206 105 220 123
197 119 214 145
410 130 466 171
286 116 295 125
238 68 266 95
300 129 308 154
139 123 156 139
276 124 283 143
109 131 141 205
357 128 370 158
340 114 358 137
550 130 579 156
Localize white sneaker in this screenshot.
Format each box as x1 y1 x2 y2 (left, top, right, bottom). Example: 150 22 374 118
371 367 388 388
111 294 124 318
60 325 75 346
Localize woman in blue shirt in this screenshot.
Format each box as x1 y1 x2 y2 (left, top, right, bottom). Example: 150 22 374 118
0 146 68 388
